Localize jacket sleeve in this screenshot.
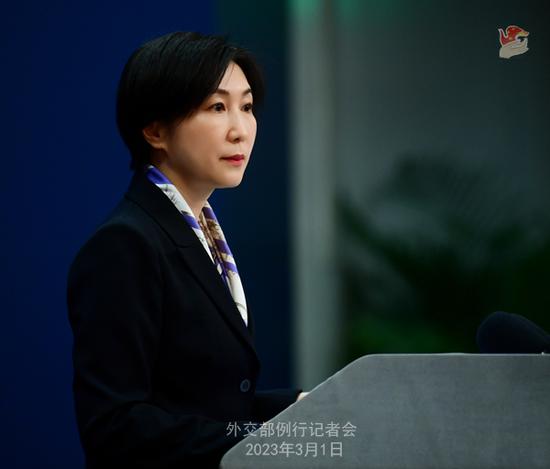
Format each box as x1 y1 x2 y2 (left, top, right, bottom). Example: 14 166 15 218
67 223 259 469
252 388 303 423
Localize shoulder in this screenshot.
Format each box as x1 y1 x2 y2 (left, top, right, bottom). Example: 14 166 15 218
68 197 164 283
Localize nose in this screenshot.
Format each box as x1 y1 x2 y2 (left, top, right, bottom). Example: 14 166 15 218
227 110 251 143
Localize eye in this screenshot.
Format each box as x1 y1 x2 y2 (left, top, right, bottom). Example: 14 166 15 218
210 102 225 112
243 102 254 112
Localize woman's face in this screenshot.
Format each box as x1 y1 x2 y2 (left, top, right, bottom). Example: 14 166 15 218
159 61 257 194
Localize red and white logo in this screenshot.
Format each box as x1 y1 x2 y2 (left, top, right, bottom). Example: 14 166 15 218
498 25 529 59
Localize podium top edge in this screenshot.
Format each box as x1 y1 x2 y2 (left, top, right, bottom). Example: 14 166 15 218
344 353 549 368
355 353 548 357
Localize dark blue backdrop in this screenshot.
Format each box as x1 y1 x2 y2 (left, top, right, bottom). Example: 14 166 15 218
1 2 293 467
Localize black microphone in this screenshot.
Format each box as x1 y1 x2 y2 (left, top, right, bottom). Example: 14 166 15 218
476 311 550 354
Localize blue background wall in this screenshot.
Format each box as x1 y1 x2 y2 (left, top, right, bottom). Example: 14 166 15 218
1 2 293 467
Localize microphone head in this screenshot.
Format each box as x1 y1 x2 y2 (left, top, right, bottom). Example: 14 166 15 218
476 311 550 354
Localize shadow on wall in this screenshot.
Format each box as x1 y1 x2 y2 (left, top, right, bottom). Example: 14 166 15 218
339 154 550 360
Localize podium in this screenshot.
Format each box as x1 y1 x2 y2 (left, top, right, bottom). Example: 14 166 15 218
220 354 550 468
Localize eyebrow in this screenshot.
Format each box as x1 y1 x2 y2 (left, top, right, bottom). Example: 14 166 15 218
212 87 252 97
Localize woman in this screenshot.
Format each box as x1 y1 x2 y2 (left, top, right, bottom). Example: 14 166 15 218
67 31 308 469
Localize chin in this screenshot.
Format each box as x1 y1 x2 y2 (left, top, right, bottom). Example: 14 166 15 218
218 174 245 188
224 180 244 189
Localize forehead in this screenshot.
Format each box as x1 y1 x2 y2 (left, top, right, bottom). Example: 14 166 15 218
216 62 251 91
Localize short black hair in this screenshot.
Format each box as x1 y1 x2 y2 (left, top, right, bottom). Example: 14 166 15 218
116 31 265 171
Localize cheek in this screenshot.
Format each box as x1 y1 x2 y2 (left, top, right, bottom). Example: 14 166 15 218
174 124 217 159
249 119 258 142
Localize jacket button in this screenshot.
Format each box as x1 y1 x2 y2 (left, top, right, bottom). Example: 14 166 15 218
240 379 251 392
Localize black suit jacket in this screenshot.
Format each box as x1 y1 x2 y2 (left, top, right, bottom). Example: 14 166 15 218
67 170 301 468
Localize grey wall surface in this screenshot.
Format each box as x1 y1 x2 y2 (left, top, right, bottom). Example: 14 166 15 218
290 0 550 383
335 0 550 213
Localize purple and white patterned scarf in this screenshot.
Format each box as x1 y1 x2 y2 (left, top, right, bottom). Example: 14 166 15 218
145 164 248 327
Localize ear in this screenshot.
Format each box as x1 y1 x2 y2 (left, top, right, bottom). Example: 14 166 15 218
142 121 169 151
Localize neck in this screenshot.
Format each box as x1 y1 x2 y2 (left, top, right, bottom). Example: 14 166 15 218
151 158 213 220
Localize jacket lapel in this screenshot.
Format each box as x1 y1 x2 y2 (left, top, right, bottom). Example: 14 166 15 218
124 171 259 367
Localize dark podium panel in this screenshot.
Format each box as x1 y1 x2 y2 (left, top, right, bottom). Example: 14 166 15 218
220 354 550 468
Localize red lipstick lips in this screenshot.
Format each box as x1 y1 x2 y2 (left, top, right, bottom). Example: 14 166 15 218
222 154 245 161
221 154 245 165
